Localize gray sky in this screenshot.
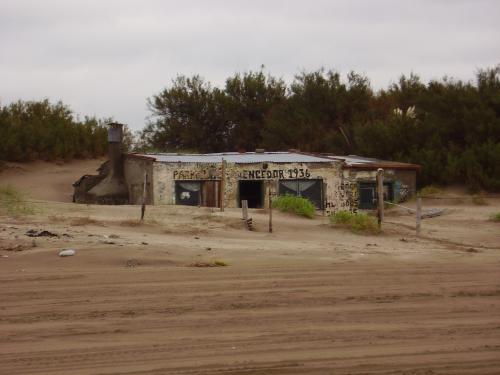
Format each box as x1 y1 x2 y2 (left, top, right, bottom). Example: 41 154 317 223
1 0 499 131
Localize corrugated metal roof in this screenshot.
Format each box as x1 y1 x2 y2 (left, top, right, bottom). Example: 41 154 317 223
130 152 334 164
325 155 420 170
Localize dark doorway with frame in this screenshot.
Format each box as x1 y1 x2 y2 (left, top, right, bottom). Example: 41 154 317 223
239 180 264 208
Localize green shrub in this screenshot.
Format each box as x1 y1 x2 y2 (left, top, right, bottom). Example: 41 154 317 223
419 185 442 196
0 185 35 216
272 194 316 218
490 213 500 222
330 210 380 234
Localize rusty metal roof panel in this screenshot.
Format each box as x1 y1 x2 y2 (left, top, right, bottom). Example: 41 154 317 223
130 152 335 164
324 155 420 170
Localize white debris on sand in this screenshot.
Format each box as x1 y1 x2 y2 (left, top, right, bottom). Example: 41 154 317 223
59 249 76 257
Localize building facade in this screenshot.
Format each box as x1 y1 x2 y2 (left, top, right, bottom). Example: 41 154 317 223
325 155 419 209
123 152 359 213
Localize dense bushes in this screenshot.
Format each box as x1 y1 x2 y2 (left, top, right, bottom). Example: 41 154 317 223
141 66 500 191
272 194 316 218
0 99 108 161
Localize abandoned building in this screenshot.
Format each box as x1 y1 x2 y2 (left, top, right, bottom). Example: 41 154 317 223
321 155 420 209
74 123 419 212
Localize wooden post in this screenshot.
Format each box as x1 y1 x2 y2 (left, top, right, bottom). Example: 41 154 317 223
416 197 422 237
242 200 248 221
140 171 147 221
215 178 219 208
376 168 384 228
268 181 273 233
220 158 225 212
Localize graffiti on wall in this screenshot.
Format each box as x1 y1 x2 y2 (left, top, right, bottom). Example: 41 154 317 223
174 167 313 180
399 184 410 202
173 167 219 180
324 180 359 213
238 168 311 180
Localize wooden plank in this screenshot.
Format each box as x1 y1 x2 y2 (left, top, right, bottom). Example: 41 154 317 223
140 171 147 221
220 158 225 212
242 200 248 221
416 197 422 236
376 168 384 228
268 181 273 233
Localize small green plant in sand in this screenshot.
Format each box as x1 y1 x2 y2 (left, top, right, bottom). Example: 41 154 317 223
329 210 380 234
0 185 35 216
272 194 315 218
490 212 500 222
419 185 442 196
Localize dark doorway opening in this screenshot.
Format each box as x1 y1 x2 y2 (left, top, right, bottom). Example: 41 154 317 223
239 180 263 208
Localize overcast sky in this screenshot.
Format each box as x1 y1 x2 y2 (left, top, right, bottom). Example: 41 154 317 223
1 0 499 131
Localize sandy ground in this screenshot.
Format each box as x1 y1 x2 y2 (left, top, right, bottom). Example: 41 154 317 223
1 162 500 374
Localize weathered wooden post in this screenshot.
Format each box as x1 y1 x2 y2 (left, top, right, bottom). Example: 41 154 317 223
242 200 248 221
416 197 422 237
140 171 147 221
220 158 225 212
376 168 384 228
268 181 273 233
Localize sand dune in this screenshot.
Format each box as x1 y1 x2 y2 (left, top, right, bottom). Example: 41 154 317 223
0 159 105 202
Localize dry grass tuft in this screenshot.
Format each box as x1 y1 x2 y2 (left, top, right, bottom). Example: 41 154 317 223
419 185 443 196
330 210 380 235
471 195 488 206
120 218 160 227
120 219 143 227
70 216 103 226
189 260 229 267
0 185 35 216
48 215 66 223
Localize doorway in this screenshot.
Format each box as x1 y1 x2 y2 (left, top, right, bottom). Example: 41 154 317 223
358 182 394 209
201 180 220 207
239 180 263 208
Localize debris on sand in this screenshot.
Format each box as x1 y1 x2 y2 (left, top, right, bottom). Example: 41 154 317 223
126 259 141 268
59 249 76 257
141 242 148 245
26 229 58 238
189 260 228 267
1 242 35 252
466 248 481 253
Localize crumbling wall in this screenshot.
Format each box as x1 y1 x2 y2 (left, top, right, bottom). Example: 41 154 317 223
343 168 417 203
72 161 109 203
152 162 220 205
124 156 154 205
